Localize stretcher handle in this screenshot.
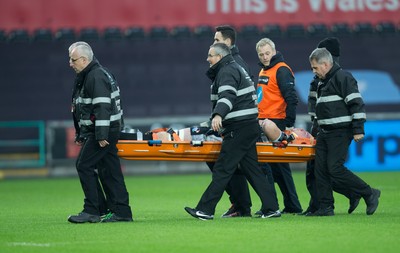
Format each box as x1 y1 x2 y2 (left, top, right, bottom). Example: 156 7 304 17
148 140 162 146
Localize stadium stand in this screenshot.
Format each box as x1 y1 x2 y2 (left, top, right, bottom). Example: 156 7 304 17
170 26 192 39
79 28 100 41
353 22 375 36
125 27 146 40
239 25 260 39
103 27 123 41
149 26 169 39
193 25 214 39
32 28 53 42
376 21 397 35
54 28 76 42
331 23 352 37
261 24 282 38
8 29 30 43
307 23 329 37
0 29 6 43
285 24 306 38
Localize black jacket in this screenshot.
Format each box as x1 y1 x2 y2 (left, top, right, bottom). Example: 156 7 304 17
231 45 253 81
206 54 258 133
72 59 123 141
315 63 366 134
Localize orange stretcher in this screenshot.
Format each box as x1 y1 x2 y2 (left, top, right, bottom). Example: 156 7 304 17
117 128 315 163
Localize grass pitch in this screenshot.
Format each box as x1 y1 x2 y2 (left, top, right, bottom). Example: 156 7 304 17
0 171 399 253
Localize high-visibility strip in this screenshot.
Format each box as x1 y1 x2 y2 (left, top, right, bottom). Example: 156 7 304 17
218 85 237 94
93 97 111 104
318 116 352 125
217 98 233 110
317 95 342 104
345 93 362 103
237 86 255 96
225 108 258 120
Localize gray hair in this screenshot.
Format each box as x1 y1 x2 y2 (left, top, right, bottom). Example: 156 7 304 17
256 38 275 51
68 41 94 61
210 43 231 57
309 48 333 65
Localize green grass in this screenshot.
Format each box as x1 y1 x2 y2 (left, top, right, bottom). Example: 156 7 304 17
0 171 399 253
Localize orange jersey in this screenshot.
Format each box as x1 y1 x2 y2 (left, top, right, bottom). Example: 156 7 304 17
257 62 293 119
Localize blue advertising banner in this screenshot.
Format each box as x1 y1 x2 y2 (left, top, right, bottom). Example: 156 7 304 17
346 120 400 172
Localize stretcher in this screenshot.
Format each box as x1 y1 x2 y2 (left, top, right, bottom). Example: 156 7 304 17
117 128 315 163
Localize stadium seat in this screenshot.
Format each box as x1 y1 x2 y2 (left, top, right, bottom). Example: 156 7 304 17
55 28 76 41
79 28 100 41
375 21 396 35
0 30 6 43
353 22 374 36
240 25 260 39
285 24 306 38
331 23 352 37
125 27 145 40
170 26 191 39
103 27 123 41
8 29 30 43
193 25 214 39
32 28 53 42
149 26 169 39
307 23 329 37
261 24 282 38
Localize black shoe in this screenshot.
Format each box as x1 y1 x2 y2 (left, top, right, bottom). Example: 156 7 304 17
101 213 133 222
254 210 263 216
221 210 252 218
255 210 281 218
68 212 101 223
221 205 251 218
348 197 361 214
281 208 303 214
184 207 214 220
365 188 381 215
305 207 334 216
298 207 317 216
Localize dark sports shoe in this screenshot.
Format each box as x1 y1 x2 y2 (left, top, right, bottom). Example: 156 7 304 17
365 188 381 215
68 212 101 223
281 208 303 214
305 207 334 217
255 210 281 218
221 205 251 218
348 196 361 214
184 207 214 220
221 211 252 218
299 207 317 216
101 213 133 222
254 210 263 216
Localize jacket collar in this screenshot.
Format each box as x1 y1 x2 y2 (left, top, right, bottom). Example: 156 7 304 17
258 51 284 70
324 62 341 81
206 54 235 81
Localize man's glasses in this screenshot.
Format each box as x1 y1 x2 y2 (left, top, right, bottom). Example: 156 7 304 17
70 56 84 63
207 54 219 57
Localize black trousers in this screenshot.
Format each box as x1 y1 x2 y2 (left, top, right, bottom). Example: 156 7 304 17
315 128 372 208
268 119 302 212
196 121 279 215
76 131 132 217
306 159 360 211
205 162 252 214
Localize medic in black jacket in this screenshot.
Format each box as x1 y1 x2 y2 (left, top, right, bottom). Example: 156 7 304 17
306 47 380 217
67 42 133 223
184 43 280 220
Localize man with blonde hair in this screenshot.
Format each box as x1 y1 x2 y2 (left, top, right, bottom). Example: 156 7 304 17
255 38 302 214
